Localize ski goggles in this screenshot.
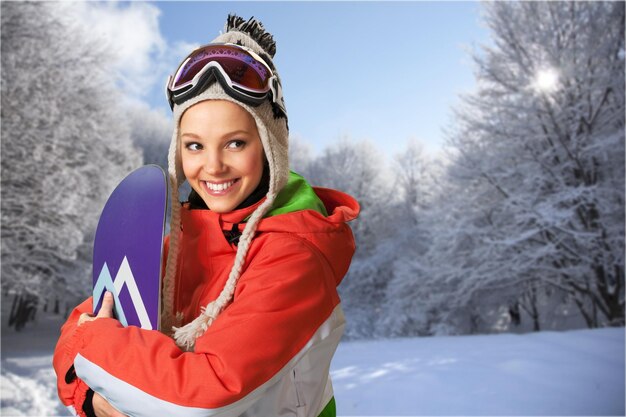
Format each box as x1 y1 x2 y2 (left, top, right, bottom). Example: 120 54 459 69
165 43 286 118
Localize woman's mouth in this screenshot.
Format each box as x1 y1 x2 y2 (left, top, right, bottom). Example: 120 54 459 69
202 179 240 195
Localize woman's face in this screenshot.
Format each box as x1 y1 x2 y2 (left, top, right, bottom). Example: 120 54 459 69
180 100 265 213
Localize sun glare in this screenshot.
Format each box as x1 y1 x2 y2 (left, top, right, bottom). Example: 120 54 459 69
533 68 559 93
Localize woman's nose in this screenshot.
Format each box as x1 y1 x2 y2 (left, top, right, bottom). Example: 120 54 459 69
203 152 227 175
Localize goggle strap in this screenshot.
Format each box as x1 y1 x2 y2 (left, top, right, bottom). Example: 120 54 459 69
269 77 286 114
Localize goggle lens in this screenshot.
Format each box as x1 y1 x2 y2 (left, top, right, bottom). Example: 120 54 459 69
172 44 271 92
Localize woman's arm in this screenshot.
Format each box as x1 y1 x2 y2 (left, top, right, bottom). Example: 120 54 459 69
63 236 341 417
78 293 128 417
53 297 95 417
54 293 130 417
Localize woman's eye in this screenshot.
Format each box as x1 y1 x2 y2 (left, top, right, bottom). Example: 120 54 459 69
185 142 202 151
227 140 245 150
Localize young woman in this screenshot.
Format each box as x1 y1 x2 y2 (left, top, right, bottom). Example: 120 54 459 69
54 15 359 417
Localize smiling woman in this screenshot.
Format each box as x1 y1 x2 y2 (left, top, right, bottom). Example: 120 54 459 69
53 13 360 417
180 100 266 213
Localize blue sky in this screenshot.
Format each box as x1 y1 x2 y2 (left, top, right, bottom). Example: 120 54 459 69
92 1 491 158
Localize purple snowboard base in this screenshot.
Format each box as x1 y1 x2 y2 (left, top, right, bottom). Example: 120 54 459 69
92 165 167 330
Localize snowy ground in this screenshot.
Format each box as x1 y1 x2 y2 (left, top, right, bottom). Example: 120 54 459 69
332 328 624 416
1 312 624 416
1 314 69 417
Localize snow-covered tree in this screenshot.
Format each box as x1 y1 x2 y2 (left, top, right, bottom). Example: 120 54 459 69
416 1 625 333
288 134 314 179
1 2 142 325
375 140 439 337
392 139 434 226
127 101 172 170
307 136 394 253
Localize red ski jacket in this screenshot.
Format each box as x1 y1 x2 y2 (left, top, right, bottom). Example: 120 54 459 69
53 173 359 417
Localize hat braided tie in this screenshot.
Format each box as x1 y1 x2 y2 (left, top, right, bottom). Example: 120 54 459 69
172 194 276 351
161 139 183 334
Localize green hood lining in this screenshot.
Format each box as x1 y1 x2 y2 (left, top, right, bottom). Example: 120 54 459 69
244 171 327 221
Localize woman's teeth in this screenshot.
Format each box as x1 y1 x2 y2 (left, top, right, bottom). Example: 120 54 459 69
205 179 236 191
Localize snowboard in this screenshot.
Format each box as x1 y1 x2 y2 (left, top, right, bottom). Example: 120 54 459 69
92 165 167 330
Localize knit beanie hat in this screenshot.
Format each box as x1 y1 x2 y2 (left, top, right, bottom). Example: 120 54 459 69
161 15 290 350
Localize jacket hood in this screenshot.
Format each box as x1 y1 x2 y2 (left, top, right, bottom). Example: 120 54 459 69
256 184 359 286
181 172 359 286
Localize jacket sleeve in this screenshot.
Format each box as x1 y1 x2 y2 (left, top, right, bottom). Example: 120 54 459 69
52 297 95 417
62 235 342 417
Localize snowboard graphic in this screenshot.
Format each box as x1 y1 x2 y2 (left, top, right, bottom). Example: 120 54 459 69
92 165 167 330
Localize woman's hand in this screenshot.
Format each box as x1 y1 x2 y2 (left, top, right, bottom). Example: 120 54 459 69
78 291 115 326
77 294 126 416
93 392 128 417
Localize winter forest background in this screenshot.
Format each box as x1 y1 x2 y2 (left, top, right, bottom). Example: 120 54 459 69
1 1 625 415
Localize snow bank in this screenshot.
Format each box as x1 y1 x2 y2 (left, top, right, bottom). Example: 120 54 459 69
332 328 625 416
1 314 69 416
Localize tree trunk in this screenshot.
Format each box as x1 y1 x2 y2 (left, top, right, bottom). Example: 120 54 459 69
573 294 594 329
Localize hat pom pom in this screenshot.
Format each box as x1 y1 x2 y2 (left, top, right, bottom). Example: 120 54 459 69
225 14 277 58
